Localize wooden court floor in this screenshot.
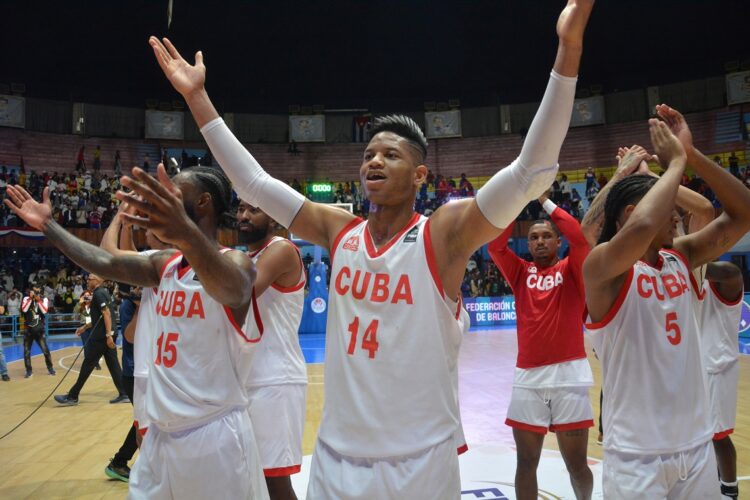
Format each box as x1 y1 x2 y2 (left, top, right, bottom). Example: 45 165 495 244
0 331 749 498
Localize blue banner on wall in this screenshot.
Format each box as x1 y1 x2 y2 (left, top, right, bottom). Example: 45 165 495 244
299 262 329 334
463 296 517 328
739 293 750 338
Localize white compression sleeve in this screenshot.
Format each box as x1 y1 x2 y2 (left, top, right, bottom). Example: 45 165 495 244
542 199 558 215
200 118 306 228
476 71 577 229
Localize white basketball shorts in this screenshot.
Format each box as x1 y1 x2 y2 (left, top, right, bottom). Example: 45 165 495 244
707 363 739 440
128 408 269 500
505 385 593 434
247 383 306 476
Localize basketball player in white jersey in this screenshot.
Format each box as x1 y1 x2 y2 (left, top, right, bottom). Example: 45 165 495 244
697 261 744 499
100 204 170 444
150 2 594 496
583 104 750 498
237 200 307 500
4 164 270 500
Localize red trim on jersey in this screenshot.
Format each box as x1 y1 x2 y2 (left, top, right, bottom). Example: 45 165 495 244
713 428 734 441
330 217 364 267
224 287 263 343
584 267 635 330
138 427 148 436
709 280 743 306
549 419 594 432
176 259 192 279
363 212 421 259
638 255 665 271
263 465 301 477
457 444 469 455
455 295 463 320
266 238 307 293
160 252 182 279
661 248 690 270
423 219 445 300
248 238 276 258
689 272 706 301
271 281 305 293
505 418 548 435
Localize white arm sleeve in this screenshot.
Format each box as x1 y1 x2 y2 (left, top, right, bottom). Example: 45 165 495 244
200 118 306 228
476 71 577 228
542 199 558 215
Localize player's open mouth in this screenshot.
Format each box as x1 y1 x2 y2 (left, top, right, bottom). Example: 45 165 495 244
366 171 387 181
238 223 252 231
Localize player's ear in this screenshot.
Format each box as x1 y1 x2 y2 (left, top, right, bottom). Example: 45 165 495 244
414 164 428 186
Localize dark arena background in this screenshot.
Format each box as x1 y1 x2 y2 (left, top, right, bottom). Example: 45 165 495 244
1 1 749 498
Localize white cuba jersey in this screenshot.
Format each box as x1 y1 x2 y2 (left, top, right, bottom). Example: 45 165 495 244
145 250 261 432
585 249 713 455
699 280 743 374
133 249 159 430
319 214 465 458
245 237 307 388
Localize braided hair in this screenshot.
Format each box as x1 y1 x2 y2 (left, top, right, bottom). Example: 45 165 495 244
370 115 428 163
181 166 233 227
597 174 658 245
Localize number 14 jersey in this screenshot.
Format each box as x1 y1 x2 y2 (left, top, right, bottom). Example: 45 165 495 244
585 249 713 455
319 213 466 458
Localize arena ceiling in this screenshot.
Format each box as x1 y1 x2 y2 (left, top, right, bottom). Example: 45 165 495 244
4 0 748 113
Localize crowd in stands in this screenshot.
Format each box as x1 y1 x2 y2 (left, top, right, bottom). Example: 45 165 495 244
0 145 747 304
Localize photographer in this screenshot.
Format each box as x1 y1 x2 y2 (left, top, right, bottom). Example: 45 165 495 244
74 291 100 370
21 286 56 378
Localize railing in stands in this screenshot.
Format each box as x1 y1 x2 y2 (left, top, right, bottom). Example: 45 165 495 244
0 313 96 341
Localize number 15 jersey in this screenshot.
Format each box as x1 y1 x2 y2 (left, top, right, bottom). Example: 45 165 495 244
319 213 465 458
585 249 713 455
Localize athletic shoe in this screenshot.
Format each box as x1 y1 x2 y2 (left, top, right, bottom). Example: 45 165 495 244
105 459 130 482
1 374 9 381
54 394 79 406
109 394 130 404
24 371 32 378
48 368 56 376
95 364 102 370
596 432 603 445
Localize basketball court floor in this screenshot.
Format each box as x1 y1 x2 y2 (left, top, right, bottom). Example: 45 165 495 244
1 327 749 499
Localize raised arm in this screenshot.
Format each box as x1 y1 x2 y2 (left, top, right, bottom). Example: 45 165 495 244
429 0 594 298
117 165 255 311
253 241 303 297
584 120 686 319
545 197 589 268
487 222 526 288
148 37 356 250
101 204 138 256
3 185 164 287
581 145 651 247
659 104 750 268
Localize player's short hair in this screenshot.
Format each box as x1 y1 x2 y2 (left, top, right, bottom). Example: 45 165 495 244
181 166 233 225
529 219 560 236
370 114 428 163
598 174 658 244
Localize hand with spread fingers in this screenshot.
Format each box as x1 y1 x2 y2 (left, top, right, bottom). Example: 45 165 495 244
116 163 198 246
3 185 53 231
149 36 206 99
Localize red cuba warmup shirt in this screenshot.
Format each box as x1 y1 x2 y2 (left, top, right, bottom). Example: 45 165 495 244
488 206 589 369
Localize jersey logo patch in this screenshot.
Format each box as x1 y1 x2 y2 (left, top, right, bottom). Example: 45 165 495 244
403 226 419 243
343 235 360 251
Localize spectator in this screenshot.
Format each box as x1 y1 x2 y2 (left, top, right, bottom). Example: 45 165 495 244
114 150 122 176
597 171 608 189
76 146 86 172
6 288 21 316
93 145 102 171
729 154 740 178
142 154 151 173
559 174 571 198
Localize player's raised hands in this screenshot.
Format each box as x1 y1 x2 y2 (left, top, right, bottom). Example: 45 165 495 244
649 119 686 169
556 0 595 48
3 185 53 231
116 163 197 246
149 36 206 98
615 145 652 177
655 104 693 153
